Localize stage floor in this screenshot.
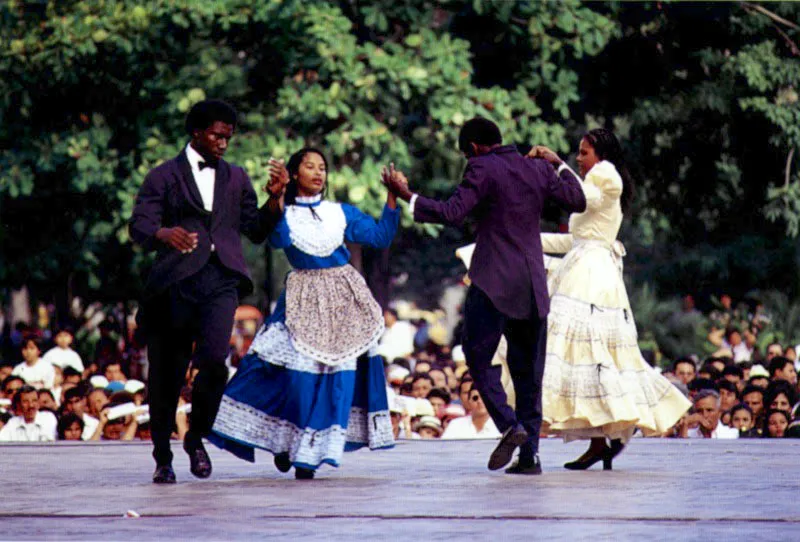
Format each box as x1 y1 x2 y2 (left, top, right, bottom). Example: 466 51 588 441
2 438 799 541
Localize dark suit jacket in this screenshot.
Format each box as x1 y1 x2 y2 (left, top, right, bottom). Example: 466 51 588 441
414 145 586 320
129 150 280 299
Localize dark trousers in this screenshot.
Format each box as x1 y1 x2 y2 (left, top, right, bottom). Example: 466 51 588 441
145 256 239 466
462 285 547 459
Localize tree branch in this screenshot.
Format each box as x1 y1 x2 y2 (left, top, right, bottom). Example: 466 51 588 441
743 2 800 30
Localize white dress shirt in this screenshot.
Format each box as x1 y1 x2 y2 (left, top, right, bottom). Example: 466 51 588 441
12 359 56 390
0 411 57 442
185 143 215 212
687 423 739 439
441 415 501 440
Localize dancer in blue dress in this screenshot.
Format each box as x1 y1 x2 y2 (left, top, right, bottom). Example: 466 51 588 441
210 148 399 479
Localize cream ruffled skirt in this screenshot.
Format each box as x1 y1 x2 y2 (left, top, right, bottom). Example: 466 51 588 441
542 239 691 442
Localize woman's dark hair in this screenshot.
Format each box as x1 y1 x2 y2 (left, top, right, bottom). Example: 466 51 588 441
729 403 753 420
762 408 790 438
57 412 85 440
184 99 238 137
764 380 797 411
284 147 329 206
426 387 451 405
583 128 635 212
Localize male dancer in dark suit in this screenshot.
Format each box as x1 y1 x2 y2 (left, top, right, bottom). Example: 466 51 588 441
383 117 586 474
130 100 285 483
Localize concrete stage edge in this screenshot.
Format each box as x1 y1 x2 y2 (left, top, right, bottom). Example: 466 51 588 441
3 439 799 541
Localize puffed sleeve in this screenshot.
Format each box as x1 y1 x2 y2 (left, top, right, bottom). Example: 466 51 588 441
342 203 400 249
581 161 623 211
541 233 574 254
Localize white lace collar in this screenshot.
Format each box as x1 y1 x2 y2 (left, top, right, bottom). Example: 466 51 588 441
285 201 347 257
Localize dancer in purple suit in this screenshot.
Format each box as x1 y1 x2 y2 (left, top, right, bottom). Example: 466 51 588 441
130 100 284 484
382 117 586 474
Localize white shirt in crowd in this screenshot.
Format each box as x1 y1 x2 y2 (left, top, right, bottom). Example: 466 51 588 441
42 346 85 373
0 411 57 442
378 320 417 362
12 359 56 390
687 423 739 439
185 143 215 212
441 415 501 440
82 414 100 441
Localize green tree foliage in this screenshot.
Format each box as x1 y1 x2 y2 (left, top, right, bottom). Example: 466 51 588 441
0 0 616 307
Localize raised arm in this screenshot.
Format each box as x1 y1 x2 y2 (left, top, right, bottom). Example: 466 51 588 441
342 203 400 249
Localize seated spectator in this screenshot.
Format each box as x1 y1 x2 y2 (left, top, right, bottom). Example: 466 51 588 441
741 385 765 423
86 388 109 419
62 387 100 440
11 337 55 390
411 373 434 399
0 361 13 383
426 387 451 418
91 391 138 441
57 412 85 441
698 363 722 382
717 380 739 413
428 368 449 392
722 365 744 392
1 375 24 404
103 360 128 384
686 390 738 439
37 389 58 413
763 380 796 414
413 415 443 439
763 409 790 438
441 388 500 439
729 404 757 436
688 378 717 400
765 342 784 363
748 365 770 389
42 328 84 374
61 367 82 387
0 385 57 441
441 404 466 431
768 356 798 387
673 357 696 386
456 374 474 411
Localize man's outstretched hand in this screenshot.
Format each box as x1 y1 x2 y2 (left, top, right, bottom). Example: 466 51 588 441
381 163 413 202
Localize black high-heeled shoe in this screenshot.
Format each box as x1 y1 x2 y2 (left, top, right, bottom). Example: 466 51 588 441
602 439 625 471
564 439 609 470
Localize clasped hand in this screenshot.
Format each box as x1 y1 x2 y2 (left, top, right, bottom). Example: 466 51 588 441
380 163 411 201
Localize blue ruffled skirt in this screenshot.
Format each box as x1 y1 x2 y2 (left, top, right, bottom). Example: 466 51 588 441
210 293 394 470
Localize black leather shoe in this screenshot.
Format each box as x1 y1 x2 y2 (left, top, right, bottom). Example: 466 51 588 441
505 456 542 475
184 441 212 479
488 424 529 471
295 467 315 480
153 464 176 484
274 452 292 473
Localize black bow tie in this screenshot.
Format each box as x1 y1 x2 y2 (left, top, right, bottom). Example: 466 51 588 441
198 160 216 171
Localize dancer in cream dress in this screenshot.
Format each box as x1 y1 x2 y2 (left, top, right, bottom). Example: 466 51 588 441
532 129 690 470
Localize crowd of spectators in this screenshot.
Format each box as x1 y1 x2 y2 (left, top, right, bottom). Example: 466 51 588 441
2 290 800 444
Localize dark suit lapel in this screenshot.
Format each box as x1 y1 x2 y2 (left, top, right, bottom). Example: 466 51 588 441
211 159 230 230
176 150 206 212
